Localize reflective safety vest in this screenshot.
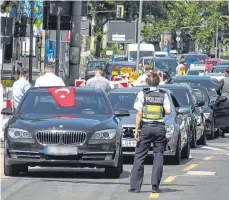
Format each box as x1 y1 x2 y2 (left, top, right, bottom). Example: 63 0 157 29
142 89 165 121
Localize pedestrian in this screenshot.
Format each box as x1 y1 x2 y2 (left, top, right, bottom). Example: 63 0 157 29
86 67 111 93
129 71 172 194
12 67 31 109
34 64 65 87
133 65 153 86
216 67 229 99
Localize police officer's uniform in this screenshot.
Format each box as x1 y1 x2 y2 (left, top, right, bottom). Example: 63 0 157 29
130 87 171 192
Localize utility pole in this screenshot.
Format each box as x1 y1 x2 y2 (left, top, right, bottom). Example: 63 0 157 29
55 1 61 76
69 1 82 85
29 1 34 83
215 21 219 58
136 0 143 73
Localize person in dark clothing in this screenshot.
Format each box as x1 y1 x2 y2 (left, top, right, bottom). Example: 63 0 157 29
128 72 172 194
216 67 229 99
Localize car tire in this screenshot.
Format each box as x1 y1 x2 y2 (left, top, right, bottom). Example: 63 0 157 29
207 121 214 140
173 135 181 165
190 124 197 148
181 141 190 159
4 141 28 176
105 151 122 178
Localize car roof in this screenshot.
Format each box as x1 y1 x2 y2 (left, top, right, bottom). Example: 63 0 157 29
108 61 136 64
88 60 106 62
29 87 103 94
173 75 211 80
214 65 228 68
155 57 177 60
159 84 189 90
110 87 144 93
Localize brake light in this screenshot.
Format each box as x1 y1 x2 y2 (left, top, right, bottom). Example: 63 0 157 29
6 100 12 108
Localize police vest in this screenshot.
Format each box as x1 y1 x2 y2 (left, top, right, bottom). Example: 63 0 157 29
142 89 165 121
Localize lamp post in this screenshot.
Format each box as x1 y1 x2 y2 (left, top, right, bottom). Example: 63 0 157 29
136 0 143 73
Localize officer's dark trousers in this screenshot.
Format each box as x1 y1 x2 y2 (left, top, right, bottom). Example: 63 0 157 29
130 123 166 190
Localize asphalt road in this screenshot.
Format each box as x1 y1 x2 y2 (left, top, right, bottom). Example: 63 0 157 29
1 134 229 200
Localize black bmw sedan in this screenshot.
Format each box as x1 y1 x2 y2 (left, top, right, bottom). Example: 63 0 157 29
1 87 129 178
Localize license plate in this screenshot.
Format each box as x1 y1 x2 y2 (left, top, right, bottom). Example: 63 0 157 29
44 146 78 156
122 140 137 147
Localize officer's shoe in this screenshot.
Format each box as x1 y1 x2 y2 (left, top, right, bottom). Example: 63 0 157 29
152 185 161 193
128 189 140 193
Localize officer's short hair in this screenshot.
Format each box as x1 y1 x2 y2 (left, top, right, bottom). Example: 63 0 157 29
21 67 29 76
146 71 160 86
46 64 54 69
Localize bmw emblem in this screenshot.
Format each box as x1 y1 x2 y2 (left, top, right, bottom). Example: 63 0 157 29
59 125 64 128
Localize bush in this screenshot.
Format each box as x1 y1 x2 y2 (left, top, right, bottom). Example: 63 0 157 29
101 43 124 59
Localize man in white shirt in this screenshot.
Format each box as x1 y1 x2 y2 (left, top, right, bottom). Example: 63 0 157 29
12 67 31 109
34 65 65 87
133 65 153 86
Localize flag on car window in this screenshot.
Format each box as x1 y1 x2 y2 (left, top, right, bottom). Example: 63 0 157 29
48 88 75 107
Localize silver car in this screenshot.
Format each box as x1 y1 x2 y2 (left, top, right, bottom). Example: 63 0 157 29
108 87 190 165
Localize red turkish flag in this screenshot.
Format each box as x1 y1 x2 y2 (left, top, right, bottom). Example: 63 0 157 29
48 88 76 107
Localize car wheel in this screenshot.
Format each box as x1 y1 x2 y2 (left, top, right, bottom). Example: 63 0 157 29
207 121 214 140
105 151 122 178
4 141 28 176
181 141 190 159
190 124 197 148
173 135 181 165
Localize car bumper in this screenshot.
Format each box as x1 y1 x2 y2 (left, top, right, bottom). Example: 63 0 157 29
5 140 120 168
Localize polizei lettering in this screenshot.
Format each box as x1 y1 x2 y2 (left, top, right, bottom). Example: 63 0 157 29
146 97 163 103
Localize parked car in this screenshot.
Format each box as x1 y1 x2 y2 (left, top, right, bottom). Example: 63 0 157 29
1 87 130 178
162 84 206 146
108 87 190 165
85 60 107 80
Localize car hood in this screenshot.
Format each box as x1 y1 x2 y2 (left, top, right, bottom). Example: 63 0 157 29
120 111 174 127
9 114 114 131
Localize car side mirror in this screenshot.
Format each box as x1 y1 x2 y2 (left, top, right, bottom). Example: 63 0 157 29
1 108 13 115
195 100 205 107
114 109 130 117
177 107 190 114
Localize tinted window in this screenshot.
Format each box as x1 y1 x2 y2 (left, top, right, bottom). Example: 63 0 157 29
144 58 151 65
114 57 128 62
169 89 191 106
193 89 208 102
155 59 178 73
108 93 137 111
212 68 227 73
173 79 217 89
130 51 153 61
87 61 106 68
19 90 111 117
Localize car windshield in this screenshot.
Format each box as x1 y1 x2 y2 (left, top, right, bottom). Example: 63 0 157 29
193 89 208 102
108 93 137 111
87 61 106 68
168 89 191 106
207 61 218 66
19 90 111 118
144 58 151 65
173 79 218 89
114 57 128 62
187 70 205 75
212 68 227 73
130 51 153 61
155 59 177 73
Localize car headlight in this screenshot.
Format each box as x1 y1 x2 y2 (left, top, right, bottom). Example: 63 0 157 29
203 113 210 119
8 128 32 139
91 129 116 139
165 124 174 139
196 116 202 125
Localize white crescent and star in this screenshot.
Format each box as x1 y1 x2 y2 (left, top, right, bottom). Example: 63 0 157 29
54 88 70 98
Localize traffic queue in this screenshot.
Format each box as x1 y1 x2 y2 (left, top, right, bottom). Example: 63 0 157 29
1 52 229 194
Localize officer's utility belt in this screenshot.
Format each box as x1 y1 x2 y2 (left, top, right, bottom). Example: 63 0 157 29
142 120 165 125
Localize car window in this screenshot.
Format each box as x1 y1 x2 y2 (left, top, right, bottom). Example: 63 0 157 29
170 94 180 108
173 79 217 89
169 89 191 107
108 93 137 111
19 90 111 116
87 61 106 68
212 68 227 73
193 90 208 102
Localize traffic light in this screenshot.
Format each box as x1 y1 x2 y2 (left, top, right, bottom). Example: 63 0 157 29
81 1 88 16
14 21 20 37
116 5 124 18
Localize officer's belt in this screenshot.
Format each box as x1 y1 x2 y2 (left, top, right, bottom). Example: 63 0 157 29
142 119 165 124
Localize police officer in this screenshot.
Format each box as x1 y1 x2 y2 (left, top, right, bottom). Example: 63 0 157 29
129 71 172 194
216 67 229 99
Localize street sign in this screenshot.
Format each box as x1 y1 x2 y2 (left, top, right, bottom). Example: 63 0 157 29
112 34 125 41
176 30 181 36
176 37 181 42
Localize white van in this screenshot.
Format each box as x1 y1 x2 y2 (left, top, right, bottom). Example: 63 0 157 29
126 43 155 61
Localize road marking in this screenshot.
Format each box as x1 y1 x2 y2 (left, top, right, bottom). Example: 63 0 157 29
149 193 160 198
163 176 176 183
183 164 198 171
186 171 216 176
203 156 213 160
201 146 224 151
